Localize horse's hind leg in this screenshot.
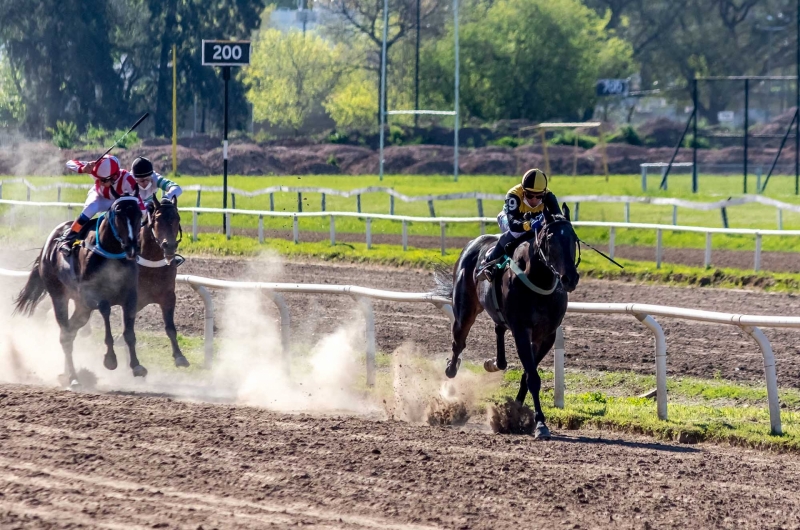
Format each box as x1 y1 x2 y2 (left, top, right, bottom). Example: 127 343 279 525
160 295 189 367
123 292 146 378
446 272 481 379
485 324 508 373
97 301 118 371
516 371 528 404
55 297 91 388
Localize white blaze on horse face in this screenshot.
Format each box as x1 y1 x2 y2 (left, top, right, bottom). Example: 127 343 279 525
127 219 133 241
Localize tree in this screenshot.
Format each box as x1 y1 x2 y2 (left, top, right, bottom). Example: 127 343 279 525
0 52 25 127
244 22 346 131
420 0 636 122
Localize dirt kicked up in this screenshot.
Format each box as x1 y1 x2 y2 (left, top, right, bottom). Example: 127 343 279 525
2 384 800 529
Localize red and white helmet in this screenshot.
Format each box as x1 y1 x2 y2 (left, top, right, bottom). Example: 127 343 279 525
92 155 121 180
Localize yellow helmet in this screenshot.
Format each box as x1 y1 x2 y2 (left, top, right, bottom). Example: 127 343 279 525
522 168 548 193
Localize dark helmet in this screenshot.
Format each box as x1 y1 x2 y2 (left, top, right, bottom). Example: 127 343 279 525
131 156 154 179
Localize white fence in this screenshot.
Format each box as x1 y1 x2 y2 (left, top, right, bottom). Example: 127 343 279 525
2 198 798 271
5 177 800 229
0 267 795 435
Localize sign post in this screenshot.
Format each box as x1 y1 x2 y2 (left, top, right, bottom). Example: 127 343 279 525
202 40 251 233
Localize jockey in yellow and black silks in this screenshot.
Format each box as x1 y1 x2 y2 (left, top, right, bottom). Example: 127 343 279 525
477 168 562 281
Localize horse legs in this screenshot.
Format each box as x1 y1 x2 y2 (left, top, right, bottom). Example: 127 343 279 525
512 328 550 440
160 294 189 367
515 332 557 406
484 324 508 373
446 275 481 378
54 296 92 388
97 301 118 371
123 292 147 378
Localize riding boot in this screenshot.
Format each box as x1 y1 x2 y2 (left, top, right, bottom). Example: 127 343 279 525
58 217 87 257
477 232 517 281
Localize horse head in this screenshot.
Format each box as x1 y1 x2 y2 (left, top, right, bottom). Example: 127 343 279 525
108 196 143 260
146 196 182 264
536 203 580 293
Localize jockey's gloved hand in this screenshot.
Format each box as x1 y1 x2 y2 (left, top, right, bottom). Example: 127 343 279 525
523 212 535 221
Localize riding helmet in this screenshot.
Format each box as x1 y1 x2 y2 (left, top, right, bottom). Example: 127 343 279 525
521 168 547 193
92 155 121 180
132 156 154 179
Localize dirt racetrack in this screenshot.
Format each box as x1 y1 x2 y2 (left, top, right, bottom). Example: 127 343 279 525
124 256 800 388
2 384 800 529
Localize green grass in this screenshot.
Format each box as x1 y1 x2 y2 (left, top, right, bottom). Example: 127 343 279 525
7 173 800 242
492 368 800 450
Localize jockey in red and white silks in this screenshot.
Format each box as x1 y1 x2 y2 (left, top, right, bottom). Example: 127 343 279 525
58 155 145 256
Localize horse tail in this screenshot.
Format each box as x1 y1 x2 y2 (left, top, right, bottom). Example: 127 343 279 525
432 263 454 300
13 256 46 316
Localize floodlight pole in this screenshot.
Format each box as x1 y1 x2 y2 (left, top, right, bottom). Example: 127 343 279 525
453 0 460 182
692 78 698 193
378 0 389 181
796 0 799 194
744 78 749 194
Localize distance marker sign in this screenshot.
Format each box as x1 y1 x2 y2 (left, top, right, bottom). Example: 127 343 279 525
202 40 251 66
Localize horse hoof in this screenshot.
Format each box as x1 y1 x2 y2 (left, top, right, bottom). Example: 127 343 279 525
534 422 551 440
174 355 190 368
445 358 461 379
68 380 81 391
496 358 507 370
132 365 148 378
483 359 500 373
104 354 118 371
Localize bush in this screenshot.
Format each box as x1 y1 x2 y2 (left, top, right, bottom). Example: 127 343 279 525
47 121 79 149
489 136 521 148
607 125 643 146
80 124 140 150
327 131 349 144
683 136 710 149
549 131 597 149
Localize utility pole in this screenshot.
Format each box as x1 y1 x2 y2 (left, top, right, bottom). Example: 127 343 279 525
414 0 420 128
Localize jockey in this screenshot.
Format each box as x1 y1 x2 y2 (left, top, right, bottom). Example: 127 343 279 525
476 168 563 281
58 154 143 256
130 156 182 207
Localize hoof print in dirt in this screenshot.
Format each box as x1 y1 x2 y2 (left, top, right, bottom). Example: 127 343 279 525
489 398 535 435
426 398 469 427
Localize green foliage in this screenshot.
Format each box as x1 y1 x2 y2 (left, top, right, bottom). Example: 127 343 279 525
327 131 350 144
549 131 597 149
324 68 377 130
80 124 139 150
47 121 79 149
608 125 643 146
245 14 345 131
488 136 521 148
420 0 636 122
0 54 24 127
684 136 710 149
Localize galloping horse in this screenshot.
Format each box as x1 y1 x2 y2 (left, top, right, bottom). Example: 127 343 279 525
14 195 145 387
442 205 580 439
136 197 188 367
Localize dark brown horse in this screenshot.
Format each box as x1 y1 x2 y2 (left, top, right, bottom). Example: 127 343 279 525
14 196 145 388
440 205 579 439
136 197 187 367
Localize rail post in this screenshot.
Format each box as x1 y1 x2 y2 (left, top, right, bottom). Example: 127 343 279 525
269 192 274 211
231 193 236 210
258 215 264 244
609 227 616 260
754 232 762 272
704 232 712 268
189 283 215 369
192 211 198 241
352 296 376 386
476 198 483 217
266 291 292 364
641 165 647 191
402 220 408 251
329 215 335 245
440 221 446 256
624 202 630 223
635 313 667 421
574 202 580 222
0 182 3 199
778 208 783 230
672 205 678 226
57 185 61 202
428 199 436 217
293 215 299 244
656 229 663 269
225 212 232 240
357 194 362 213
196 189 201 208
321 192 326 212
553 326 565 409
740 325 782 435
366 217 372 249
390 195 395 215
297 192 302 213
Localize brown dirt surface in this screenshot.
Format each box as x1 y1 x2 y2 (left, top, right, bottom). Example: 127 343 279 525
99 256 800 388
2 384 800 529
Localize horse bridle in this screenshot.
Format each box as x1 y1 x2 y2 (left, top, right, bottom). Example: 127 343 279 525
533 218 580 275
146 202 183 247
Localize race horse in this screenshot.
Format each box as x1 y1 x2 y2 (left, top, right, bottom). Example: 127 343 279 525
136 196 187 367
14 195 145 388
441 205 580 439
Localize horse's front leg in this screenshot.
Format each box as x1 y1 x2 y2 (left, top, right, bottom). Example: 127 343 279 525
512 328 550 440
484 324 507 373
57 298 92 389
123 291 147 378
160 293 189 367
97 301 118 370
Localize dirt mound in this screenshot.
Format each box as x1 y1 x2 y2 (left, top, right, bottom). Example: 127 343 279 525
752 107 798 136
639 117 687 147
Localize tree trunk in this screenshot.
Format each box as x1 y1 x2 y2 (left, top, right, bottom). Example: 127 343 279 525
154 0 178 137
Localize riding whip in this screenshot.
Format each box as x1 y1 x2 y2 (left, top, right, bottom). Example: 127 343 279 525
95 113 150 164
578 238 624 269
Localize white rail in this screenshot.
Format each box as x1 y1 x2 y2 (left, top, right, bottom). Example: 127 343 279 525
2 199 797 269
0 267 792 435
